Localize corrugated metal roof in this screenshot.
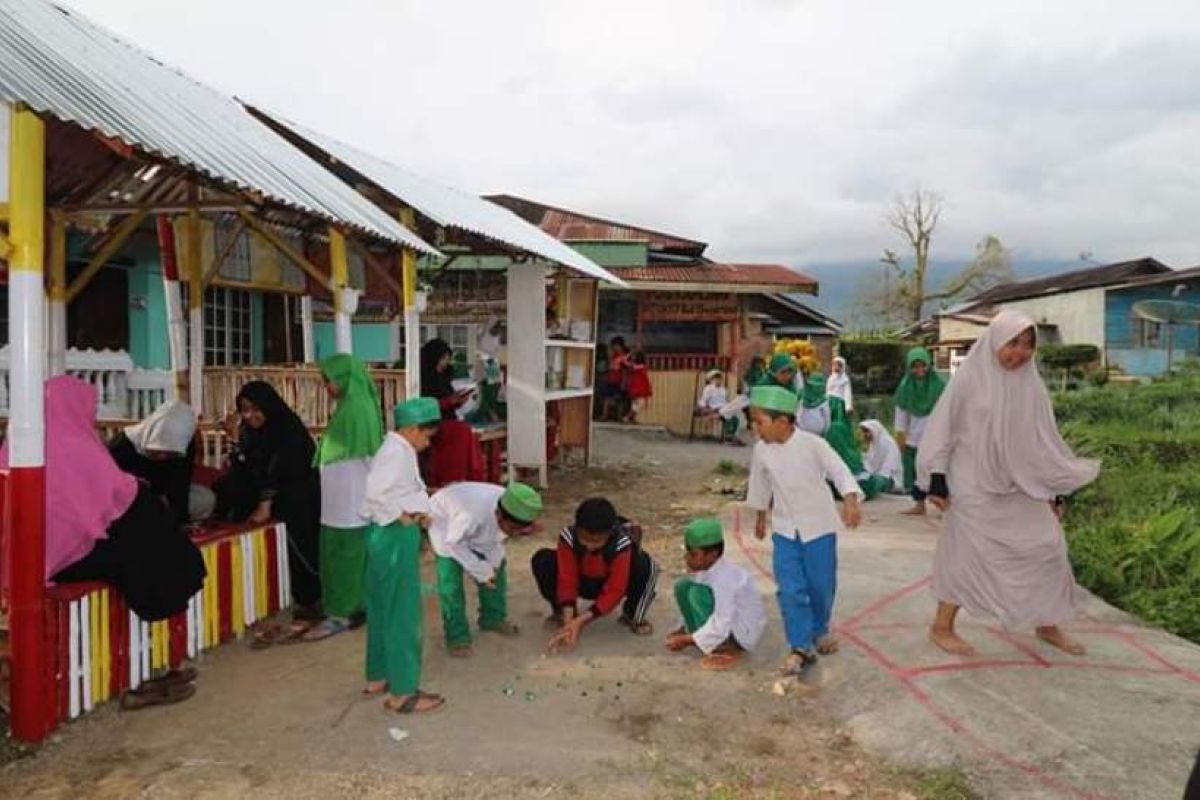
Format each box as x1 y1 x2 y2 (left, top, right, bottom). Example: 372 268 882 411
487 194 708 255
0 0 439 255
257 114 625 285
965 258 1170 306
611 263 818 288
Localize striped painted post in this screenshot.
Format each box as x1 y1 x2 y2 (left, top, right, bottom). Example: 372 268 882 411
156 215 189 401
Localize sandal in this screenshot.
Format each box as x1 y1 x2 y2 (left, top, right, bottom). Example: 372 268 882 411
121 681 196 711
619 616 654 636
448 644 473 658
480 621 520 637
816 635 840 656
362 681 388 696
300 617 352 642
252 621 312 650
142 667 197 688
701 651 743 671
779 649 818 677
384 690 445 714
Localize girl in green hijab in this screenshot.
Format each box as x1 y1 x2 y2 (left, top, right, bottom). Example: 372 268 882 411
892 347 947 515
797 373 830 436
305 353 385 641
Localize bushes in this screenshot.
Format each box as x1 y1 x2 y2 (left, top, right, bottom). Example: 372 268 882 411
840 340 909 395
1061 376 1200 642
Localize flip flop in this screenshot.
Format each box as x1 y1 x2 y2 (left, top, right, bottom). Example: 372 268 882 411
259 620 315 648
384 690 445 714
120 681 196 711
142 667 198 688
480 621 520 637
299 617 351 643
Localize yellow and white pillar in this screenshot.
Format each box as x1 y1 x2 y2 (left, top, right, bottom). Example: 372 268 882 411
329 227 353 354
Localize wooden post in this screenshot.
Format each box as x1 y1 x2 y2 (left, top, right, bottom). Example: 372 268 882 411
47 211 67 376
186 205 203 413
399 208 420 398
329 227 352 354
4 102 52 742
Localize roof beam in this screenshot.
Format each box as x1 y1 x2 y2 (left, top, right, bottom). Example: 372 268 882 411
201 217 248 289
65 210 149 303
237 209 332 292
346 236 402 298
58 199 243 216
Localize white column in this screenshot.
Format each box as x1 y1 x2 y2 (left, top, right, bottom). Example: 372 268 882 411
163 279 187 400
300 296 315 363
189 303 203 415
404 306 420 398
506 263 548 486
387 315 402 364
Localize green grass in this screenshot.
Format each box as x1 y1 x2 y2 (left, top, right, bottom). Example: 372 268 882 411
912 767 981 800
1058 375 1200 642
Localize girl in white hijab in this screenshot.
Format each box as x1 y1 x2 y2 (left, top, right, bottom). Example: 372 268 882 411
917 309 1099 657
110 401 214 523
826 356 853 412
859 420 904 489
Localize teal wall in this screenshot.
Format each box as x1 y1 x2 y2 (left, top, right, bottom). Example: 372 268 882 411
127 257 172 369
566 240 648 268
314 321 396 364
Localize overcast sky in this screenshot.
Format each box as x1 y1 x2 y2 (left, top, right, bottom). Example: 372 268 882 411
61 0 1200 270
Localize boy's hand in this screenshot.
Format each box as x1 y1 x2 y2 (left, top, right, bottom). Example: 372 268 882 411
545 616 586 654
664 631 693 652
896 432 907 450
1050 500 1065 521
930 496 950 512
479 576 497 589
248 500 272 524
754 512 768 541
841 497 862 529
222 411 240 439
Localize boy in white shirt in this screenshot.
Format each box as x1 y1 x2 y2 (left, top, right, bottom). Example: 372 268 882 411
696 370 742 443
428 481 544 657
666 518 767 671
359 397 443 714
746 385 863 676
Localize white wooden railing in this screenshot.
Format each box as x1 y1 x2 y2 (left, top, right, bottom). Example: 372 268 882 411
0 347 173 420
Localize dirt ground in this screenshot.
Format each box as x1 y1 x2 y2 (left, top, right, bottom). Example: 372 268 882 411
0 427 960 800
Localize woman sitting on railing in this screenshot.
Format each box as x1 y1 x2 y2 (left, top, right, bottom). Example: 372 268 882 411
1 377 206 623
108 400 215 526
213 381 323 635
420 338 485 487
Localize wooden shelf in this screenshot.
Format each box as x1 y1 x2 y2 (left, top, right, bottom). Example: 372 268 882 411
545 339 595 350
546 388 594 402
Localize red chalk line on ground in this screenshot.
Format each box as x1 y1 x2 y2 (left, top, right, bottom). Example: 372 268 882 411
729 505 1200 800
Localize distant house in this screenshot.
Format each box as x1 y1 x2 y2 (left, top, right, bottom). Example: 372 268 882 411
911 258 1200 376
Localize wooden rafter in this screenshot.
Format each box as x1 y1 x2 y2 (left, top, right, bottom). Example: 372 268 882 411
237 209 332 292
65 210 149 303
202 217 249 288
347 237 402 297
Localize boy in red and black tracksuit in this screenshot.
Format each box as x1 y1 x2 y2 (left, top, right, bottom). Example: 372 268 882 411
532 498 659 652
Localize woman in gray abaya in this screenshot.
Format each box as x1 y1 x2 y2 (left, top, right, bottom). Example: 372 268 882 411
917 309 1100 657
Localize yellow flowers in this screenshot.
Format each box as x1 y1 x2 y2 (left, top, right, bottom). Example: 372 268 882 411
772 338 821 375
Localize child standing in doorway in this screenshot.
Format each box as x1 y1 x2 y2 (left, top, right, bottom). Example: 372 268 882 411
624 351 653 424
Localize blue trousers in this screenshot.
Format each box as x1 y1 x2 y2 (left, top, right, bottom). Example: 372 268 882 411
772 532 837 652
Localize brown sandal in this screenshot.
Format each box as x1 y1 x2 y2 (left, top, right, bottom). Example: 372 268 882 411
121 681 196 711
384 690 445 714
619 616 654 636
480 621 520 637
701 651 744 671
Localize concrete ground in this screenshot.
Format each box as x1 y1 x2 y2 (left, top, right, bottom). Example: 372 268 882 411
2 427 1198 799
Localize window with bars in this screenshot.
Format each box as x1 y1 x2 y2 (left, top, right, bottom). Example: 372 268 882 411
181 284 255 365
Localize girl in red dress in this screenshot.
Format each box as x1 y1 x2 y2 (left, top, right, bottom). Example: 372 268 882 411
624 351 653 424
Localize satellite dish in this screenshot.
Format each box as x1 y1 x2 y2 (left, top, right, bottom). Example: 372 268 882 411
1132 299 1200 325
1132 299 1200 372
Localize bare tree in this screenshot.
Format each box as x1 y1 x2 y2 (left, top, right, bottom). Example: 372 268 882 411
855 189 1015 326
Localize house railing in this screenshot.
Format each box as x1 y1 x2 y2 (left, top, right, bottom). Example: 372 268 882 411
0 347 174 420
202 365 406 429
644 353 732 372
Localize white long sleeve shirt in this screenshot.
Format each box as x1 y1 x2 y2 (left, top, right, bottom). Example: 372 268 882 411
797 402 831 436
698 384 728 411
687 559 767 654
360 433 432 526
893 408 930 448
428 482 506 583
746 429 861 542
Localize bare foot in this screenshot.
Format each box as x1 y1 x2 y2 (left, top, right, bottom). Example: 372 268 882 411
448 644 473 658
701 651 744 671
929 626 977 657
816 635 840 655
901 504 927 517
1036 626 1086 656
361 680 387 696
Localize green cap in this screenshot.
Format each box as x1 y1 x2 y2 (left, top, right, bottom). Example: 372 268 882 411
750 385 798 415
684 517 724 549
499 482 543 523
768 352 796 376
393 397 441 428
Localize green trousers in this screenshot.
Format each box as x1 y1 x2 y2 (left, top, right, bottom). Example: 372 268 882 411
365 522 423 696
674 578 716 633
902 445 918 493
721 416 740 439
858 474 894 501
320 524 368 618
435 555 508 647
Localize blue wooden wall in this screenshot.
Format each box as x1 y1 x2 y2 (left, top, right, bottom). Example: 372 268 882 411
1105 279 1200 375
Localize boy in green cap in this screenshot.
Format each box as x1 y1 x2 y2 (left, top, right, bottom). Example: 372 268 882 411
359 396 444 714
746 385 862 677
666 518 767 671
427 481 544 656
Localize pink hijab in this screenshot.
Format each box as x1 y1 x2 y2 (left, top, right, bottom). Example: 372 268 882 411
0 376 138 580
926 309 1099 499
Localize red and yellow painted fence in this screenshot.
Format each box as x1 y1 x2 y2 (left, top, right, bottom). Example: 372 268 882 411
34 523 289 724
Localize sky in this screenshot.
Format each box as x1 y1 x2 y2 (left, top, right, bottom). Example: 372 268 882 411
58 0 1200 271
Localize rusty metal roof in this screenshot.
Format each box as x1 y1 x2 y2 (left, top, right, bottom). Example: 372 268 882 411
486 194 708 255
610 263 818 290
0 0 438 254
